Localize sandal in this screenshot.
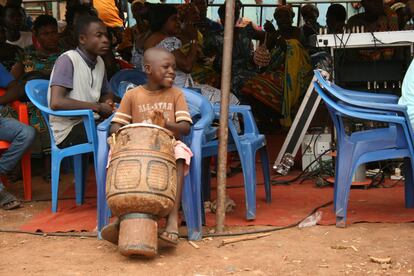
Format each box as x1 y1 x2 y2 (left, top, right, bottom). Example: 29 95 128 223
159 231 179 246
0 189 22 210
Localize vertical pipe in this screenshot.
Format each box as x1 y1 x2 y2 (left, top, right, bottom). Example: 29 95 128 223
215 0 235 233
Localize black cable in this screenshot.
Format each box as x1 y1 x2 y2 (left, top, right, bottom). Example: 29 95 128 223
271 148 333 185
0 200 334 239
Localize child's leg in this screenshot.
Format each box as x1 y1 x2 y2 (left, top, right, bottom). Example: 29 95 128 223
162 158 184 242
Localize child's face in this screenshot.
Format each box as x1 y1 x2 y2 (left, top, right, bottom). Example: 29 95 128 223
145 53 176 89
79 21 110 56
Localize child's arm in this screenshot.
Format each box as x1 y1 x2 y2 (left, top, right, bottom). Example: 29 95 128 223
110 122 123 135
165 121 191 138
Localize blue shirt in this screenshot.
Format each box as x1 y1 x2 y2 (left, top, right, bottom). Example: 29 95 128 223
0 63 14 112
0 63 14 88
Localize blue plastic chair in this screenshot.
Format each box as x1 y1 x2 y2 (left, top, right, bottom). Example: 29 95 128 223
313 71 414 227
25 80 99 212
201 105 272 220
109 69 147 97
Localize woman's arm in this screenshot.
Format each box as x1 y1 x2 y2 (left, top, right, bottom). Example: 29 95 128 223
172 42 198 73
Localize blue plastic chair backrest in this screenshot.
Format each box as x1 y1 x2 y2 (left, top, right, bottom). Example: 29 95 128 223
109 69 147 98
25 79 50 111
182 87 214 127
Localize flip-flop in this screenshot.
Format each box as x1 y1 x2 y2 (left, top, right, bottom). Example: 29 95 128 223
159 231 179 246
101 219 120 245
0 189 21 210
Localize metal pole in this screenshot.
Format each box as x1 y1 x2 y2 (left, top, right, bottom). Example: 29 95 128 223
216 0 235 233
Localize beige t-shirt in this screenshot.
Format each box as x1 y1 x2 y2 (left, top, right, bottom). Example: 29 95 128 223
112 85 193 126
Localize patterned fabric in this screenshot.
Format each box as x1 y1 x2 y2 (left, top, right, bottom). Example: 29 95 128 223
155 36 239 106
204 24 258 97
17 45 63 78
241 39 313 127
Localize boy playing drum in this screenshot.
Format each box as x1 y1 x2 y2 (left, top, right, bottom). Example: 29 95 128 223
104 47 193 246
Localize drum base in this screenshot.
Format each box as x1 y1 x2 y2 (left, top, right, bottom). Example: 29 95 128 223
118 213 158 257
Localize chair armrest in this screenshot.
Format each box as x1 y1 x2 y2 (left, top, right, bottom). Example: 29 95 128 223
97 114 114 132
0 89 29 125
213 104 258 134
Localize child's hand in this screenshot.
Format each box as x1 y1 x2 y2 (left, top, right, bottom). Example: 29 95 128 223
149 109 166 128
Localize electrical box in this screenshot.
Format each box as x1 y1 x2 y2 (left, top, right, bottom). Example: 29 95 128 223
301 132 332 171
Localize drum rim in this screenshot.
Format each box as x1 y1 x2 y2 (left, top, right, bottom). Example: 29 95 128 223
118 123 174 137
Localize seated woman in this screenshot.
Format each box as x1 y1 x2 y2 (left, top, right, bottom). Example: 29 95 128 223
117 0 151 67
177 3 219 88
241 5 312 128
143 4 238 105
203 2 261 98
1 15 63 180
12 15 63 80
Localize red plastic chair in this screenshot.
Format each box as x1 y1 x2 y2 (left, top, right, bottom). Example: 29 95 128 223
0 89 32 201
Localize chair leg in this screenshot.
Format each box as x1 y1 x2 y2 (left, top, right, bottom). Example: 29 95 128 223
334 147 356 228
201 157 211 202
240 146 257 220
182 174 202 240
51 155 62 213
259 146 271 203
21 152 31 201
73 154 84 206
403 157 414 208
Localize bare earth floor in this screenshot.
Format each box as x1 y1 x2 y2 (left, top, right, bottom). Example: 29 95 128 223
1 202 413 276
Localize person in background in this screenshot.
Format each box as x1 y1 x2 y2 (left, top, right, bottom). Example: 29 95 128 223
117 0 151 66
241 5 312 129
0 22 21 72
0 62 35 210
190 0 222 35
391 2 409 30
93 0 124 46
204 2 260 97
48 16 114 148
177 3 219 87
300 4 321 53
2 5 32 49
5 0 33 31
347 0 398 32
60 4 97 50
144 4 238 106
326 4 347 34
12 15 63 80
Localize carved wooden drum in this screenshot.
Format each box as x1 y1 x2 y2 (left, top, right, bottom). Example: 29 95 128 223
106 123 177 257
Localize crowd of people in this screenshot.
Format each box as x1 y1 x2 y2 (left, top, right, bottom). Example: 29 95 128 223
0 0 411 213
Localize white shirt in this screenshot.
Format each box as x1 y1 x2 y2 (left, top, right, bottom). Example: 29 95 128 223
399 59 414 127
7 31 33 49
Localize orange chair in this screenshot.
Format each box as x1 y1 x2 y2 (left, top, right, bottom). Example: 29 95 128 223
0 89 32 201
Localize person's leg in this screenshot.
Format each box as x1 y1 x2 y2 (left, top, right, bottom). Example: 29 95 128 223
161 159 184 243
57 123 88 149
0 117 35 209
0 117 36 175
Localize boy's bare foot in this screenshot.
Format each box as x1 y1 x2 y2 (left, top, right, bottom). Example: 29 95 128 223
159 214 179 246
